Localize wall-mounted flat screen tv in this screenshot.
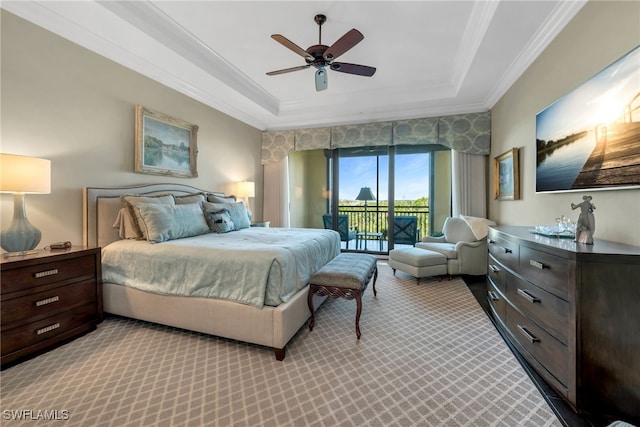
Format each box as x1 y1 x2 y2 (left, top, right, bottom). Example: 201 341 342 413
535 45 640 193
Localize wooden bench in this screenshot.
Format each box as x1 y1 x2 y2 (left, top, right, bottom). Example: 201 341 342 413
307 253 378 339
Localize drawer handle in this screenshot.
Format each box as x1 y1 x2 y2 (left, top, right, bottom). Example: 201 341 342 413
35 296 60 307
488 291 500 301
517 289 541 304
529 260 547 270
517 324 540 343
34 269 59 278
489 265 501 273
502 247 512 254
36 322 60 335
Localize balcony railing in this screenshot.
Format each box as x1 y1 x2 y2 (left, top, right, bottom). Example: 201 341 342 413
337 205 430 240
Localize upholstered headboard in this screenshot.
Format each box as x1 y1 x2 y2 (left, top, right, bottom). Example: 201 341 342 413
83 183 224 248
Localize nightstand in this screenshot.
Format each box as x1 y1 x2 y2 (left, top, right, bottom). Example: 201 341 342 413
1 246 103 369
251 221 270 228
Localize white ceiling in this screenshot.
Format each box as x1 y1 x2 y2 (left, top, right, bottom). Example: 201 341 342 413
3 1 586 131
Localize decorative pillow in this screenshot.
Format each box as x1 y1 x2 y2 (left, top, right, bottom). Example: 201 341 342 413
112 208 139 239
120 194 175 239
204 209 235 233
174 192 206 205
207 194 236 204
202 201 251 230
135 203 210 243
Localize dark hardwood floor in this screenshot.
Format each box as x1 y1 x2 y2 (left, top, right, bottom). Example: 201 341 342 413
462 275 603 427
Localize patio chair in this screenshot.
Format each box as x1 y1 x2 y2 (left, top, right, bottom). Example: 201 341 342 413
322 214 358 249
393 216 420 246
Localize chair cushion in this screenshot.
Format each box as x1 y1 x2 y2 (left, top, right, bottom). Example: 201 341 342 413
415 242 458 259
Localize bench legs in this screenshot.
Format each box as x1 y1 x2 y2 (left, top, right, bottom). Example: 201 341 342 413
307 266 378 339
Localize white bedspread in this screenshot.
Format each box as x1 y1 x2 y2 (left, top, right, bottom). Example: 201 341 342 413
101 227 341 308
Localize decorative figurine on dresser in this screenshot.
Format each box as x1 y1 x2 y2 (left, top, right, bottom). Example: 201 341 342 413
571 195 595 244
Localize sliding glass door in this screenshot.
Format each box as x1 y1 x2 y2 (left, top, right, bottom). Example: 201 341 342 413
288 145 451 253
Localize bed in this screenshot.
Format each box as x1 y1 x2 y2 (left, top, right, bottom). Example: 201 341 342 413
83 183 340 360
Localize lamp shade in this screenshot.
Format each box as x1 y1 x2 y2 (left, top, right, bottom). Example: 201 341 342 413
236 181 255 198
0 154 51 194
355 186 376 201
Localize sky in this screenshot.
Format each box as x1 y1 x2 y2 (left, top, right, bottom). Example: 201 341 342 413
339 153 430 201
536 46 639 142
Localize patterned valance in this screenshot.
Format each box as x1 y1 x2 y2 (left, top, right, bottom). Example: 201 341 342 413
331 121 393 148
294 127 331 152
392 117 439 146
437 112 491 155
261 130 294 165
261 112 490 164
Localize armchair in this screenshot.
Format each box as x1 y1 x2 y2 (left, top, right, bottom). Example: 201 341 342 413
416 216 490 275
322 214 357 249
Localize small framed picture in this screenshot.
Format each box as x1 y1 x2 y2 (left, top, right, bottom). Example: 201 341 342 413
494 148 520 200
135 105 198 178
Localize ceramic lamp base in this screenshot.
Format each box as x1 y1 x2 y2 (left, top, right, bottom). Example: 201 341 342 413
0 193 42 253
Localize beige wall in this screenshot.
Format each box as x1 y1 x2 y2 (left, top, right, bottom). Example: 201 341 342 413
1 11 263 247
490 1 640 246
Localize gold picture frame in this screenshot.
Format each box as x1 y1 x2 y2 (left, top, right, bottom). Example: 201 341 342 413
135 105 198 178
494 148 520 200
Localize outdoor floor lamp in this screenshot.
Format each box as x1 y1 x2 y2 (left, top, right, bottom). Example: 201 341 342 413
356 186 376 241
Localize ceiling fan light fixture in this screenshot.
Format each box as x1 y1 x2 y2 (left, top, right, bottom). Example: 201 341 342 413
315 68 328 91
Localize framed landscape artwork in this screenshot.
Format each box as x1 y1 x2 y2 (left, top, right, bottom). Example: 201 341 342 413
135 105 199 178
535 45 640 193
494 148 520 201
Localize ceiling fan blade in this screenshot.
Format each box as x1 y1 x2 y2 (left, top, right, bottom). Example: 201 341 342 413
330 62 376 77
266 65 310 76
270 34 313 61
315 68 328 91
323 29 364 61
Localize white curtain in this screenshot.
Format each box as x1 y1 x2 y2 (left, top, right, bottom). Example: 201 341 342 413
452 150 487 218
262 158 289 228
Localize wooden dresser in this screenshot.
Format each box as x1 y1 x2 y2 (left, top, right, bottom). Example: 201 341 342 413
486 226 639 424
1 246 103 368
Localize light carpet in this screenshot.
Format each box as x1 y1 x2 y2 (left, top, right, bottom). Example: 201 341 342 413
0 262 560 426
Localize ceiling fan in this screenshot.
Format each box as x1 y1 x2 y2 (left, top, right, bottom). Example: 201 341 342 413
266 14 376 91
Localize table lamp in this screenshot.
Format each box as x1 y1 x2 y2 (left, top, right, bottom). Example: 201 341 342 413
1 153 51 254
236 181 255 219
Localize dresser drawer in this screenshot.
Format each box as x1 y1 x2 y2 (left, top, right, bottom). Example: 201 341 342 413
1 303 97 356
487 278 506 322
487 254 507 294
1 280 97 325
506 304 568 387
519 246 569 299
507 275 569 345
488 235 519 270
1 255 96 294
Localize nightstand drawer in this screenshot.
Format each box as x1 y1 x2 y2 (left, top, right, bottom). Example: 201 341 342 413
506 304 568 387
507 275 569 345
1 303 97 356
1 279 97 325
519 246 569 300
1 255 96 294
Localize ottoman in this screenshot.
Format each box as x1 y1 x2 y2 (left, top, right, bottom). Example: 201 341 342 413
389 247 447 283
